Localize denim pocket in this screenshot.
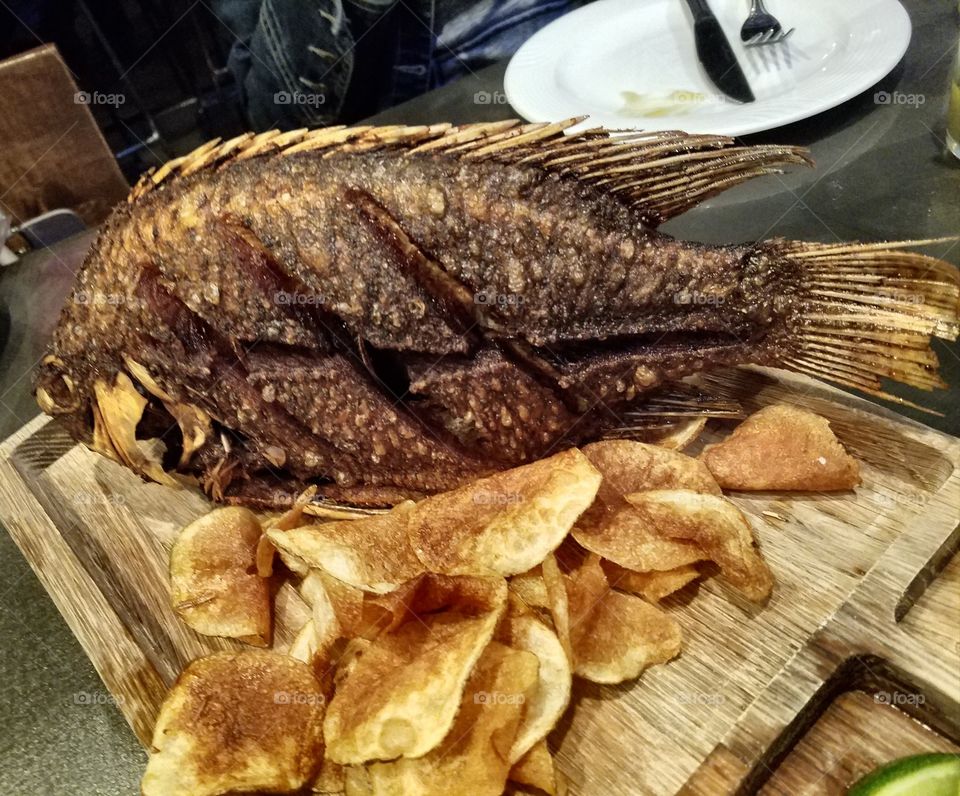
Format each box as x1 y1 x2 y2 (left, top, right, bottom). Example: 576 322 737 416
245 0 355 129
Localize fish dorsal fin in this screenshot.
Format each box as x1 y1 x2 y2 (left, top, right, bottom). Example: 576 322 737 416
127 118 811 225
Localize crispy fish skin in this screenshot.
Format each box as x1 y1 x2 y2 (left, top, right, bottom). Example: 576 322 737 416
34 121 959 506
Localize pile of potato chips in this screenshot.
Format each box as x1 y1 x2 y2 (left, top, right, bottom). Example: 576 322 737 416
145 403 858 796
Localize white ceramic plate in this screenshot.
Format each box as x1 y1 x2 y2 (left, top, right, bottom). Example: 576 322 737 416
504 0 912 136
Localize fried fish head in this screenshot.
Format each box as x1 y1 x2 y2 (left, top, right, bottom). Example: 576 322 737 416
141 650 325 796
701 403 860 491
93 371 178 486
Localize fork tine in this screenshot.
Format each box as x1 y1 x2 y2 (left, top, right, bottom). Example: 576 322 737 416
748 26 794 47
767 27 794 45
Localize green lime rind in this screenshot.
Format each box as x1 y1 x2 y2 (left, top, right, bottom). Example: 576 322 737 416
847 753 960 796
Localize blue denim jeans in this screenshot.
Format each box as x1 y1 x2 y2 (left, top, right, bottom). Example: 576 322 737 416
215 0 580 130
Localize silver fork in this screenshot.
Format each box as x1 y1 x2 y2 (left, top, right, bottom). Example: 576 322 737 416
740 0 794 46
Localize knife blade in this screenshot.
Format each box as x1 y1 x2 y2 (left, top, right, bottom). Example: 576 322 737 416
682 0 755 104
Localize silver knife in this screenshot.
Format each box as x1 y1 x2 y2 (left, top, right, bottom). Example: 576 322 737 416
682 0 755 104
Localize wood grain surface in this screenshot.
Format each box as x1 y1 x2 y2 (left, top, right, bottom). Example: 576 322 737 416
760 691 959 795
0 367 957 795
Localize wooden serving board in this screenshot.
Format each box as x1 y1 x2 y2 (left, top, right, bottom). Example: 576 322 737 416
1 367 958 795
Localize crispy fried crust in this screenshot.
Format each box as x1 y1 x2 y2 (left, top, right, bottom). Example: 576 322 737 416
35 122 955 505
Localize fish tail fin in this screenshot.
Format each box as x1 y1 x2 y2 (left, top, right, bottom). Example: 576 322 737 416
781 239 959 406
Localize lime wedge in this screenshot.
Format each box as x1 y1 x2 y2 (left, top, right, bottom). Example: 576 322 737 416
848 754 960 796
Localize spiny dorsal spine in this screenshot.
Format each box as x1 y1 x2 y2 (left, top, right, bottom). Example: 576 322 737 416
127 118 811 225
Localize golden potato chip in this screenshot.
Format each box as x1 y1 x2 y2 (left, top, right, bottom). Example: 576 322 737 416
573 440 720 573
312 757 346 794
700 403 861 491
540 553 572 664
321 571 366 637
509 740 567 796
653 416 708 451
268 485 319 531
500 614 571 762
255 534 277 579
326 616 500 763
257 485 319 577
292 614 342 679
345 765 374 796
142 650 325 796
356 582 419 641
581 439 721 506
288 618 322 665
566 555 682 684
324 575 507 764
551 535 591 573
508 567 550 611
573 504 707 573
274 545 310 577
267 502 423 593
170 507 271 646
618 416 708 451
364 641 539 796
601 560 701 602
332 637 374 685
407 448 601 577
625 490 774 602
357 572 510 642
295 570 370 673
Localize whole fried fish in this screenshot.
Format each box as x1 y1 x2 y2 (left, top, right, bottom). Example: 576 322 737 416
34 120 959 507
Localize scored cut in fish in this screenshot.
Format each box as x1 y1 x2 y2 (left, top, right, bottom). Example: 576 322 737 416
34 119 960 507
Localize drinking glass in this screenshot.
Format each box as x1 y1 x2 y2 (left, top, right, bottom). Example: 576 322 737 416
947 36 960 159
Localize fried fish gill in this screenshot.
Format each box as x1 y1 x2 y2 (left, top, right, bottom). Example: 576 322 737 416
34 119 960 507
